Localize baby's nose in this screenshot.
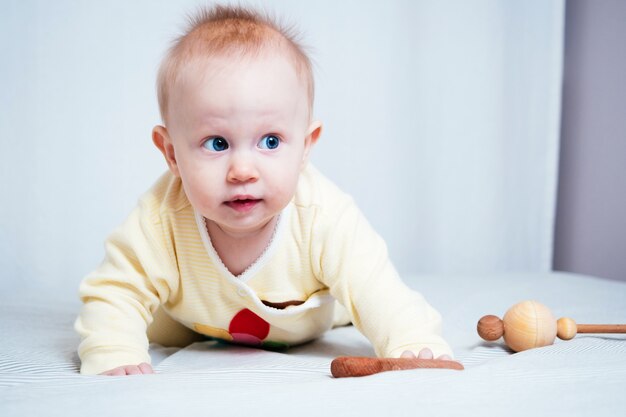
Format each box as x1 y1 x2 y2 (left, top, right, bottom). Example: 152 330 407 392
227 153 259 183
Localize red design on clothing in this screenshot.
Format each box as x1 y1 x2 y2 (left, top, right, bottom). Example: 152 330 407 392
228 308 270 345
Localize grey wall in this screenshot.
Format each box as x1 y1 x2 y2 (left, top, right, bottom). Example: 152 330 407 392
554 0 626 281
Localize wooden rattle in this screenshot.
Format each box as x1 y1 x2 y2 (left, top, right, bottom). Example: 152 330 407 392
477 300 626 352
330 356 464 378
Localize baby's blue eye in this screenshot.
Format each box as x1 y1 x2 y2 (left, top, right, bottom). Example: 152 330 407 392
203 137 229 152
258 135 280 150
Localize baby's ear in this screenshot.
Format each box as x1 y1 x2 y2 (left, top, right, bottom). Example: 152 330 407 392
152 125 180 177
302 121 322 168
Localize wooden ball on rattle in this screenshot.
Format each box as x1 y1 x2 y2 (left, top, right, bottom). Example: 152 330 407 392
478 300 626 352
556 317 577 340
476 315 504 341
477 300 557 352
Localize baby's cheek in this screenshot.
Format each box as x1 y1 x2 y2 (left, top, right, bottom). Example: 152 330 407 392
271 169 300 201
181 172 219 208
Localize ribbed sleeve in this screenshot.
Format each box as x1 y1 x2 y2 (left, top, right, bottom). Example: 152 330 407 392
74 199 179 375
313 195 452 359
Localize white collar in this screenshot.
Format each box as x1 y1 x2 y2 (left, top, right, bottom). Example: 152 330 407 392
194 203 292 283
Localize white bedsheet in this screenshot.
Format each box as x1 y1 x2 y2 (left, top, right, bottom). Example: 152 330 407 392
1 272 625 416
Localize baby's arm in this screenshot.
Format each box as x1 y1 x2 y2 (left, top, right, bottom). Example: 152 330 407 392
315 197 454 359
75 202 176 375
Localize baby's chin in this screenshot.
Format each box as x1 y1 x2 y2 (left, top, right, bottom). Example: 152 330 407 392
204 213 279 239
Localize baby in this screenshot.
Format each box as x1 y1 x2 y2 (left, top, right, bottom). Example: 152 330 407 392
75 4 453 375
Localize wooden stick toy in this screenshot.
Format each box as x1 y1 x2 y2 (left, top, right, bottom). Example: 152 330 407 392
477 300 626 352
330 356 464 378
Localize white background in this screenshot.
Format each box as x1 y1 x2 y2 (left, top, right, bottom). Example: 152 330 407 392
0 0 564 291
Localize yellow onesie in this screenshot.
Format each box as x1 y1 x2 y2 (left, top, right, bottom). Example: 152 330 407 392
75 165 451 375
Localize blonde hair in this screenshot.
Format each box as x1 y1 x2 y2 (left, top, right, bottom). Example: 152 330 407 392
156 4 314 124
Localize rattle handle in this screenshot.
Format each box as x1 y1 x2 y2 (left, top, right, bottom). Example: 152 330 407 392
330 356 464 378
576 324 626 334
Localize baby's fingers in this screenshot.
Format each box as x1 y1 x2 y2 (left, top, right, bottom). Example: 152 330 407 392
400 350 417 358
401 349 451 361
101 367 125 376
99 363 154 376
400 349 432 359
418 348 434 359
138 363 155 374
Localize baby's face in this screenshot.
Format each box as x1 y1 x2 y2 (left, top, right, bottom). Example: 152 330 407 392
159 52 318 237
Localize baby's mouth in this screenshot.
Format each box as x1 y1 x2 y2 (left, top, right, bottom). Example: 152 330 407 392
225 197 262 213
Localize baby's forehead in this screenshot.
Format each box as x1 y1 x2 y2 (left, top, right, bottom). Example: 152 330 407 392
173 47 312 104
167 51 311 124
159 26 314 124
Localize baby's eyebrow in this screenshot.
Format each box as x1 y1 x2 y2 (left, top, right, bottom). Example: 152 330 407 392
191 116 230 133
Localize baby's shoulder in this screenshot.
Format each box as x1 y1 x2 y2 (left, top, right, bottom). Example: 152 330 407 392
294 164 354 217
137 171 190 221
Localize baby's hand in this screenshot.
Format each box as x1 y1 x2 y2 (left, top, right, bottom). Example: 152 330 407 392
401 348 452 361
99 363 154 376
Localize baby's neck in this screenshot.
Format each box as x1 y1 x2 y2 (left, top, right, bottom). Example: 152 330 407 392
205 217 278 277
